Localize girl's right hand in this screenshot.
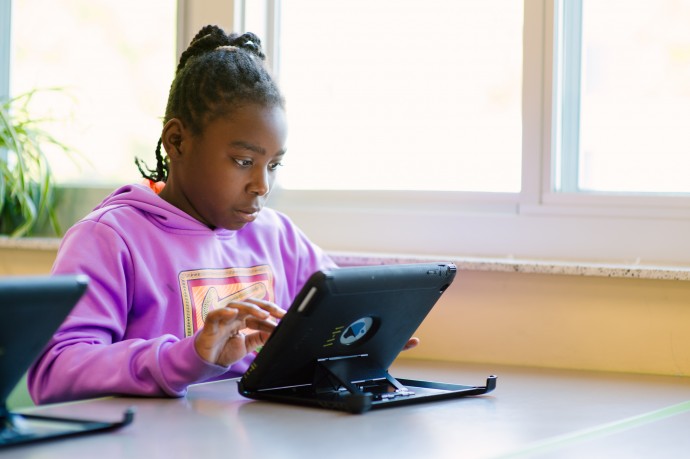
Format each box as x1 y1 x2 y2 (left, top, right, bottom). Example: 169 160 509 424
194 298 285 367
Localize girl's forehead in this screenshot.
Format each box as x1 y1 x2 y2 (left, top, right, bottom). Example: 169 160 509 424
204 104 285 127
199 105 287 146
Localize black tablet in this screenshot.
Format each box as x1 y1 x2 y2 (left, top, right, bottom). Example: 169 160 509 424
238 263 496 413
0 275 134 448
0 275 89 408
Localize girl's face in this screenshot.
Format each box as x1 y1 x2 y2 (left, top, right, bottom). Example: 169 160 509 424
161 104 287 231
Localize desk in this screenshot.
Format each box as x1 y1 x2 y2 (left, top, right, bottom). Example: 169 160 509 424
4 360 690 459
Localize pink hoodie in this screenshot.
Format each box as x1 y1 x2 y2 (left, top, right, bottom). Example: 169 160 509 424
28 184 335 404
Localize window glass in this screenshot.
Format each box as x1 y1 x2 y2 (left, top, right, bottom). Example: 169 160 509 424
577 1 690 193
277 0 523 192
10 0 176 185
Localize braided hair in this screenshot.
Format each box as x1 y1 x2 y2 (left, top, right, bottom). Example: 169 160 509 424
136 25 285 183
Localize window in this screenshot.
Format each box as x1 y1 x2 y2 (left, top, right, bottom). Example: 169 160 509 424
276 0 523 192
246 0 690 265
9 0 176 186
555 0 690 193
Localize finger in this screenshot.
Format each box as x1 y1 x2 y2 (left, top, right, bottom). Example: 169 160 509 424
402 337 420 351
204 307 239 327
244 316 279 333
243 330 271 353
244 297 286 319
195 315 243 365
221 300 272 321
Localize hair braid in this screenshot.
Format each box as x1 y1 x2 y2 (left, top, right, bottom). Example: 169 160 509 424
135 138 167 183
135 25 283 183
177 25 232 72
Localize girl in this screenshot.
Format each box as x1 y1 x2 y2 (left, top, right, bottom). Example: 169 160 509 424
28 25 337 404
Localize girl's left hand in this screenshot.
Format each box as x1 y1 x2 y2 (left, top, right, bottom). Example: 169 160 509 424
403 337 420 351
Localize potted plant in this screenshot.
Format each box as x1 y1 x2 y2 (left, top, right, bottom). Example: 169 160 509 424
0 89 76 237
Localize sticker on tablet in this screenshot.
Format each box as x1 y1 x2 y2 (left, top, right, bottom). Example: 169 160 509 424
340 317 374 345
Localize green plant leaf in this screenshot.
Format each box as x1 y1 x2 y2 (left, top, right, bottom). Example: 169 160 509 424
0 88 77 237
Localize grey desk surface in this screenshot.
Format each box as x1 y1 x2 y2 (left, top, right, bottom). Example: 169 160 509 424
4 360 690 459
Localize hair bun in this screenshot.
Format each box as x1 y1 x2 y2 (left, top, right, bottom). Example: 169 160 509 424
177 27 267 72
231 32 266 60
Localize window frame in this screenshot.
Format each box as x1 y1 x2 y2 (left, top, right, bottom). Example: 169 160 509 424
1 0 11 165
0 0 9 101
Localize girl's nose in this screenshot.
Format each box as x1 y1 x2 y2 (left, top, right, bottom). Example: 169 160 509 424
248 168 270 196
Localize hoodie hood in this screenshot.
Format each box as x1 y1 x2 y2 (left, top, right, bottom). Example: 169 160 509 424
93 184 232 236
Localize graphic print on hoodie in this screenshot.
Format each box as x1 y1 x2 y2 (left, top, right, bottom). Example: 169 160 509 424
179 266 275 337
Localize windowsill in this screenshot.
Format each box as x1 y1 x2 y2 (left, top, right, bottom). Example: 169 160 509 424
3 236 689 281
0 236 62 251
331 251 690 281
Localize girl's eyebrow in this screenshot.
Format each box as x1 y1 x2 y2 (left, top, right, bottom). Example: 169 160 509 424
230 141 265 154
230 141 286 156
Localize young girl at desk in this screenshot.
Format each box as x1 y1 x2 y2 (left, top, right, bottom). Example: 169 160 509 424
28 26 338 404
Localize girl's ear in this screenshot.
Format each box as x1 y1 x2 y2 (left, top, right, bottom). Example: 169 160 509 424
161 118 187 160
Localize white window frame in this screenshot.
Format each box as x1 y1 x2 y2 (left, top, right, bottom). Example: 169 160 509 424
0 0 9 102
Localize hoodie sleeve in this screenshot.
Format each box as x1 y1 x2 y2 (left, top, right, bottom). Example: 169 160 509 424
28 220 228 405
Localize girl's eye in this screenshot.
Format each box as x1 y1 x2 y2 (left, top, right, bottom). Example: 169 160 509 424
234 158 253 167
268 161 283 172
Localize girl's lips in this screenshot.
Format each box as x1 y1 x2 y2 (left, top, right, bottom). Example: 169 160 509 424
235 208 259 223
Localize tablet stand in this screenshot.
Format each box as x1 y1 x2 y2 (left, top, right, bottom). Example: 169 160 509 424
312 354 497 414
0 402 135 448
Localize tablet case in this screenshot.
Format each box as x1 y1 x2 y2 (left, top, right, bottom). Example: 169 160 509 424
238 262 496 413
0 275 134 448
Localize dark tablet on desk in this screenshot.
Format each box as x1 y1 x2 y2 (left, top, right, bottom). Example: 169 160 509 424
238 262 496 413
0 275 134 448
0 275 89 407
